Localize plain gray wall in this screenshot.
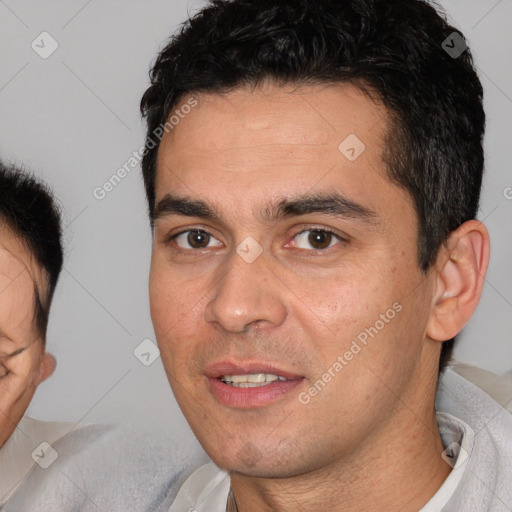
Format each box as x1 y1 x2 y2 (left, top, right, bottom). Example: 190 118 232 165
0 0 510 429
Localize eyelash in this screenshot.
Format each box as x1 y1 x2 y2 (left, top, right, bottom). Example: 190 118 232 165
166 227 347 253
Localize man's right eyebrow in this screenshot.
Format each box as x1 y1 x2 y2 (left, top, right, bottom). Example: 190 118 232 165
152 195 221 224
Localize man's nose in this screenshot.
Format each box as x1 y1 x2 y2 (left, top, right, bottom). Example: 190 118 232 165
203 247 287 333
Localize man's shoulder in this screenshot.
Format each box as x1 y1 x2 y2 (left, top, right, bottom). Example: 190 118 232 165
449 362 512 413
437 362 512 449
437 362 512 423
436 363 512 511
4 420 207 512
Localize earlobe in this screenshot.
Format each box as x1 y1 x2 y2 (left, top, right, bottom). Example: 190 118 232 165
37 352 56 385
426 220 490 342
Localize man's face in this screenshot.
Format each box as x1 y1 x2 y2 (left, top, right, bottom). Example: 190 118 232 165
0 224 53 447
150 83 439 477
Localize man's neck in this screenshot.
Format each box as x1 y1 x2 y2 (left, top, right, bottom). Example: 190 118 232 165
229 382 451 511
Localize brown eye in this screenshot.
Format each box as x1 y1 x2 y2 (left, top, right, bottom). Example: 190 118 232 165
308 230 333 249
172 229 222 250
292 229 340 250
187 230 210 248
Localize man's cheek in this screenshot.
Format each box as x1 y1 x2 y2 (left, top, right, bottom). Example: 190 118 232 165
158 327 195 379
152 270 198 317
299 277 374 324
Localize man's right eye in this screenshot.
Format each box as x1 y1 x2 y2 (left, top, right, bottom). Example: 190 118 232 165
170 230 222 250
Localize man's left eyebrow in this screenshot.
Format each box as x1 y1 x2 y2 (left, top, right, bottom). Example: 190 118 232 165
261 192 379 225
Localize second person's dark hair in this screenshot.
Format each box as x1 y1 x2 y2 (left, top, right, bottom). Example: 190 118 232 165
0 161 63 336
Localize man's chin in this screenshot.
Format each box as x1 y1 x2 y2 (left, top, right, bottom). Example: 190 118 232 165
206 444 314 480
223 461 319 481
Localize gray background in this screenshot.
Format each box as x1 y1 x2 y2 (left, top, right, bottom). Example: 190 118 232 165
0 0 510 430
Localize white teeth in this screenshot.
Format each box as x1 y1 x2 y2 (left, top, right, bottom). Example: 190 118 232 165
221 373 288 387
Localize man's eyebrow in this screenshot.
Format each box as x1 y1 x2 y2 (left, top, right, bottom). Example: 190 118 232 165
153 195 221 224
262 193 378 224
153 192 378 225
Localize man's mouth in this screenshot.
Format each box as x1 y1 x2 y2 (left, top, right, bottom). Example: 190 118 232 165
204 361 304 407
220 373 289 388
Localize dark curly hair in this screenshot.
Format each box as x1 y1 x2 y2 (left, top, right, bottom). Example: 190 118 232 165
140 0 485 375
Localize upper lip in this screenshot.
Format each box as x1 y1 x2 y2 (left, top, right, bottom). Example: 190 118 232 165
204 360 304 380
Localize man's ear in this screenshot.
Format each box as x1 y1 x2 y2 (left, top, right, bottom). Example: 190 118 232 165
36 352 56 385
426 220 490 342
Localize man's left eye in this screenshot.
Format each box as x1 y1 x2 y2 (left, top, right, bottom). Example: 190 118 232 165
291 229 343 250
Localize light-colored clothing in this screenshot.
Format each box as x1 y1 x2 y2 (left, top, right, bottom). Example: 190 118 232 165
451 362 512 413
0 417 82 506
170 365 512 512
2 421 207 511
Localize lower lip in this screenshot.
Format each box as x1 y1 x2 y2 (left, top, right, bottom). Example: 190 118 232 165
207 377 304 408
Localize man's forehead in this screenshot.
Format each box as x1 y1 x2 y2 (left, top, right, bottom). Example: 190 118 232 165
162 81 387 153
157 83 389 189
